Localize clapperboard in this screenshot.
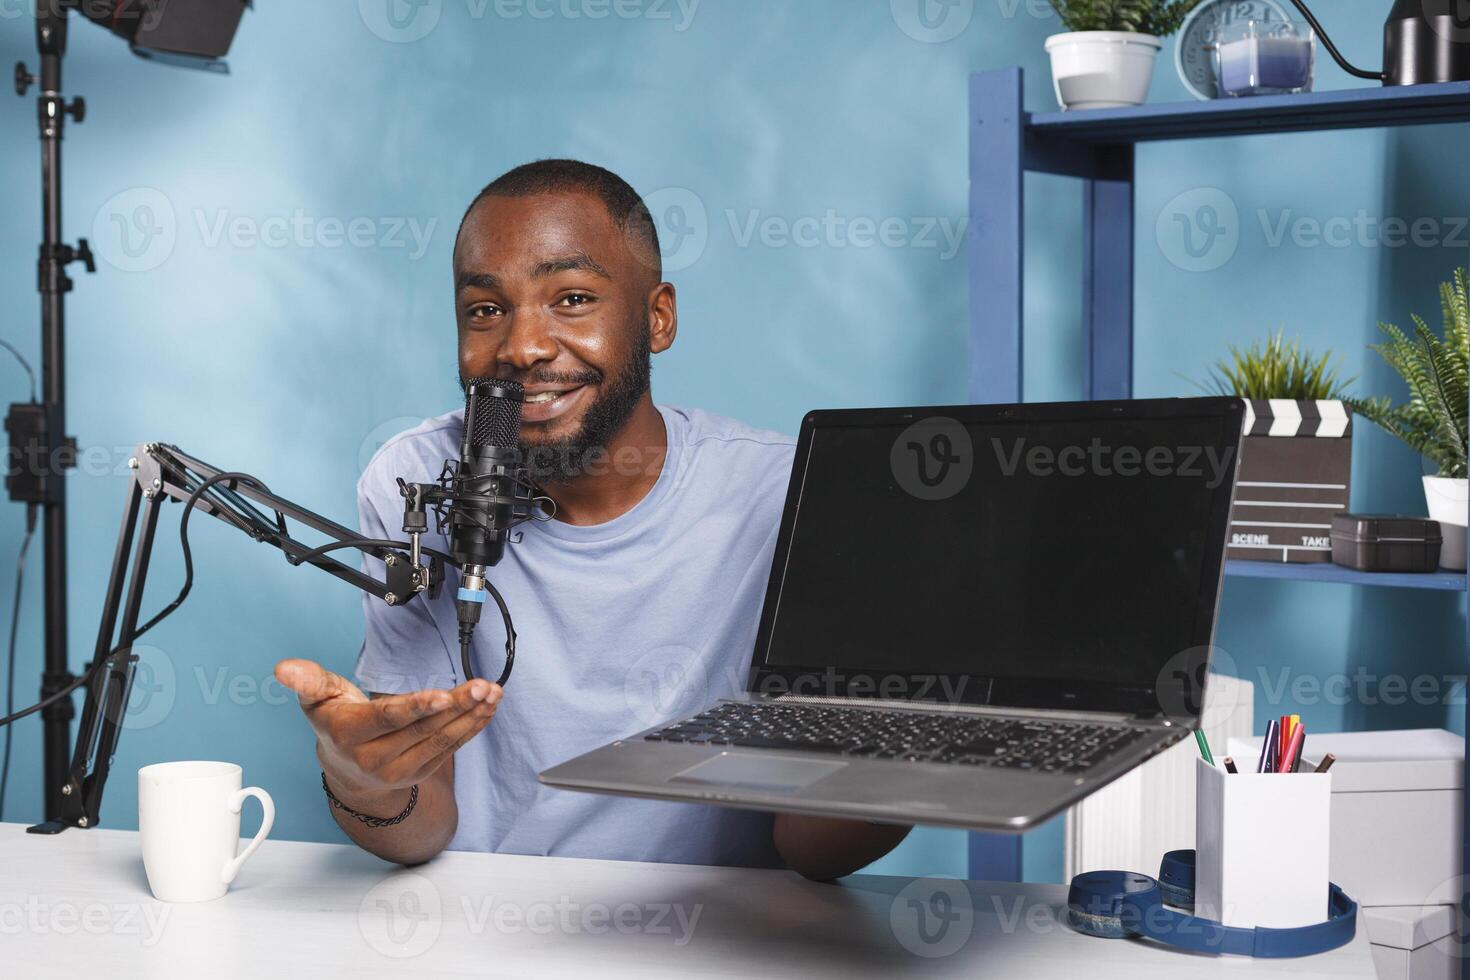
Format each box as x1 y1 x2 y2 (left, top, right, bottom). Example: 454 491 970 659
1227 400 1353 564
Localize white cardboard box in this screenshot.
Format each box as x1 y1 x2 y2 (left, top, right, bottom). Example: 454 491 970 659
1364 905 1457 980
1228 729 1464 907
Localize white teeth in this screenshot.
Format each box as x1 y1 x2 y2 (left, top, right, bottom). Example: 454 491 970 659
525 390 572 405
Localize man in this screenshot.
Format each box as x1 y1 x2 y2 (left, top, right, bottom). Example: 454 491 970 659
275 160 909 879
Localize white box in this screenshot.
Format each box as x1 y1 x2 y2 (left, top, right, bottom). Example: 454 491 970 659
1364 905 1458 980
1228 729 1464 907
1195 757 1333 929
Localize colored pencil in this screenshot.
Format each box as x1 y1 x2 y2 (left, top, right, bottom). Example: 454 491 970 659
1195 728 1215 765
1280 722 1306 774
1257 719 1277 773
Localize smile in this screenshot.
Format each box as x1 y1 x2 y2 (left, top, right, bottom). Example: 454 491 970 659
521 384 589 423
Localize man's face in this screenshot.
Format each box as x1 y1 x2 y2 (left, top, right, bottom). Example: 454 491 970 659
453 190 672 477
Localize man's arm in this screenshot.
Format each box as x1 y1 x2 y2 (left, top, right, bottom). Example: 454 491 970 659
324 751 457 867
773 813 912 881
276 659 501 867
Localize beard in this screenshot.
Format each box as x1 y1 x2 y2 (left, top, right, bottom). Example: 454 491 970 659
459 324 651 483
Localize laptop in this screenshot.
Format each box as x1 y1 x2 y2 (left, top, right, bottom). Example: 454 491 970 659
540 397 1245 831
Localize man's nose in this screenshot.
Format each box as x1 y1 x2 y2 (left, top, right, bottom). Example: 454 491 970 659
497 309 558 372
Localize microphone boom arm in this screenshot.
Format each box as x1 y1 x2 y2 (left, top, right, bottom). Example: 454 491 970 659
24 440 507 836
145 444 447 603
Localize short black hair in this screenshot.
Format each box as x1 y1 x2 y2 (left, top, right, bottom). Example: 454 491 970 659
456 159 662 279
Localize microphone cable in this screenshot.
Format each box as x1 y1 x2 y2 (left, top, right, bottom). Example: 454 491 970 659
0 339 39 815
0 504 37 819
0 471 258 732
281 535 517 686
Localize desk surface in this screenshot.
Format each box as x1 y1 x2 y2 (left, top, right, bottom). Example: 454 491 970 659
0 822 1377 979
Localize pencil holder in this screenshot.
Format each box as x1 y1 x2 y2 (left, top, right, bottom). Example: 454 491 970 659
1195 757 1333 929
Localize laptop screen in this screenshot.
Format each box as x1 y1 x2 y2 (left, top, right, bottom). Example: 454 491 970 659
749 398 1244 719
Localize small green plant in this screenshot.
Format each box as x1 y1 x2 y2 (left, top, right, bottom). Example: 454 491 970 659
1349 268 1470 479
1202 332 1352 401
1048 0 1204 35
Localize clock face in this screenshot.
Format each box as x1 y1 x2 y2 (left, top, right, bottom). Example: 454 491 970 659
1176 0 1293 99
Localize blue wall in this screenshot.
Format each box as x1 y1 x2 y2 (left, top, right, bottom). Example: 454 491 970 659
0 0 1464 884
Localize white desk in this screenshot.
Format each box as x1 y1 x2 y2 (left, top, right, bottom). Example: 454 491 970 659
0 822 1377 979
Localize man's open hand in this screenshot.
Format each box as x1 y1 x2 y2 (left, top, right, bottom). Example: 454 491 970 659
273 659 501 801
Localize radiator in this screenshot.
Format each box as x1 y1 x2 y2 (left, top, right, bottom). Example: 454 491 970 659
1064 673 1255 877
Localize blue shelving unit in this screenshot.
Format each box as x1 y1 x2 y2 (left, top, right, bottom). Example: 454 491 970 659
965 68 1470 887
1228 560 1467 591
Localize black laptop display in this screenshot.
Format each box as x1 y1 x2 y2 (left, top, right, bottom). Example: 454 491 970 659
751 398 1244 718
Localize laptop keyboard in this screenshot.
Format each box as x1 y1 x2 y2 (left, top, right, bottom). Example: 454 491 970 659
643 701 1161 774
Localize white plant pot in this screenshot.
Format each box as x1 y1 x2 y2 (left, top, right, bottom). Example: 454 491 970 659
1423 475 1468 570
1044 31 1161 111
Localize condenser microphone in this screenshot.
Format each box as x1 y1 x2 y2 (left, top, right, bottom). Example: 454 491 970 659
450 378 524 669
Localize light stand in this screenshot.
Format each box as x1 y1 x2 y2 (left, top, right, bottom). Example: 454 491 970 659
12 5 92 827
9 0 248 825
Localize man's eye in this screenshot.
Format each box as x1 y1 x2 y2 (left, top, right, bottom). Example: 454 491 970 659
558 293 594 308
468 304 503 319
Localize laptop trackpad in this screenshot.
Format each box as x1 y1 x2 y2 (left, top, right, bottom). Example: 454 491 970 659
670 753 846 795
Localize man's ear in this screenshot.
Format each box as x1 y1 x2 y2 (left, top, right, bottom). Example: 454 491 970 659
649 282 677 354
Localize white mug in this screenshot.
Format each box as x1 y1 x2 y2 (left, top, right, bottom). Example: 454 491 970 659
138 761 274 903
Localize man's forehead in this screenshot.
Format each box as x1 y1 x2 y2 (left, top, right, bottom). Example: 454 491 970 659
454 190 624 271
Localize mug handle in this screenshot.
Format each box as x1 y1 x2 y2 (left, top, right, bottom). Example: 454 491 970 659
221 786 275 885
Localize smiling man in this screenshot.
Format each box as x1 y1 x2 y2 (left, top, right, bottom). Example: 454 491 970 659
274 160 909 879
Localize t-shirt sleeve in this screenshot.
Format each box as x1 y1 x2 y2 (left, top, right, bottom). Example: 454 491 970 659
352 454 459 695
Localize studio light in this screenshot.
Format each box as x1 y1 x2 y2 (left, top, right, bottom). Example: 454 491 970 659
73 0 251 73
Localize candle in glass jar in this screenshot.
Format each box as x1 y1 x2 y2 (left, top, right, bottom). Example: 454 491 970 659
1218 35 1313 96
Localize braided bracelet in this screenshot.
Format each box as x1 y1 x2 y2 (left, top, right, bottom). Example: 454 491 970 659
321 772 419 828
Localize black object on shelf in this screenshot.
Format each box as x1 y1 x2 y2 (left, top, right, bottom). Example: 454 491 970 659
1226 400 1352 565
1330 514 1443 573
1286 0 1470 87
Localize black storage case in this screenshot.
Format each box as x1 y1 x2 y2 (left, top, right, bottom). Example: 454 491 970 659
1330 514 1443 573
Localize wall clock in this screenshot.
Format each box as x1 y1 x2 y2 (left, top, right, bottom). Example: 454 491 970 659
1175 0 1294 100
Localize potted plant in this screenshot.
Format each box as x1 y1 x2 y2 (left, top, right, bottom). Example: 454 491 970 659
1045 0 1205 110
1350 268 1469 570
1200 332 1354 564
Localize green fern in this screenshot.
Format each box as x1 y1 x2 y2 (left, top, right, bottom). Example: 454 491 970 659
1049 0 1204 35
1201 332 1352 401
1348 268 1470 479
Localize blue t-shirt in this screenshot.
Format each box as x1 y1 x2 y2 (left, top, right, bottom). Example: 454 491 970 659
354 403 796 867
